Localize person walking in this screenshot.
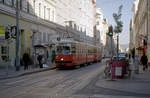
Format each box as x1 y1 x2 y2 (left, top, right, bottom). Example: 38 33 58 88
140 53 148 71
23 52 30 70
37 54 43 68
51 50 56 64
135 54 139 74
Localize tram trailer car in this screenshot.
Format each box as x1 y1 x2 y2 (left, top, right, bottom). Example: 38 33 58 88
55 41 102 68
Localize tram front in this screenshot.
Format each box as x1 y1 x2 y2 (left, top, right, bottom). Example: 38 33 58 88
55 43 73 68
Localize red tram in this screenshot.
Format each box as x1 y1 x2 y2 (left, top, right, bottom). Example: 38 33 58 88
55 40 102 68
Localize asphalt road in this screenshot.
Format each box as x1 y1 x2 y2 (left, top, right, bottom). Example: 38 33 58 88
0 61 105 98
0 60 150 98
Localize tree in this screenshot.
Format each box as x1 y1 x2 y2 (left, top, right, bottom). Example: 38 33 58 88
113 5 123 34
113 5 123 59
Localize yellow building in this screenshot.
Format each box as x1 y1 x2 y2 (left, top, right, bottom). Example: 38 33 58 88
0 12 33 66
0 1 57 67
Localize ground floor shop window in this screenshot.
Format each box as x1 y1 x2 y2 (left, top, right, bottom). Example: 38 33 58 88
1 46 9 61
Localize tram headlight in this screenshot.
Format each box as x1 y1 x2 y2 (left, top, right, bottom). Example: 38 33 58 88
61 58 64 61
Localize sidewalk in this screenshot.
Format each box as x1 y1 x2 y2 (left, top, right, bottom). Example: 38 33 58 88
96 63 150 95
0 63 56 80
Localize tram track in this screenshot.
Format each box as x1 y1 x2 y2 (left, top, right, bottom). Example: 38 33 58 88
0 62 105 98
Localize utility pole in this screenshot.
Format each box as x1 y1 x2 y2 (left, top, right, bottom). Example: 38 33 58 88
110 35 113 80
117 34 119 60
15 0 20 71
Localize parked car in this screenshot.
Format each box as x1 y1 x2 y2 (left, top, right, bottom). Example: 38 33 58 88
113 55 126 61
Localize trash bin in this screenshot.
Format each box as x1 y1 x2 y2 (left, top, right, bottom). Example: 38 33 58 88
110 60 126 79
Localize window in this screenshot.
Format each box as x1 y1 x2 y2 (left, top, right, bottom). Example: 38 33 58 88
74 24 77 30
80 27 82 32
96 21 99 25
44 6 46 19
39 3 41 17
43 32 46 43
12 0 14 7
33 0 36 15
27 0 29 13
57 46 70 54
0 0 4 4
71 45 76 54
20 0 22 10
52 10 54 21
1 46 9 61
48 8 50 20
1 46 8 55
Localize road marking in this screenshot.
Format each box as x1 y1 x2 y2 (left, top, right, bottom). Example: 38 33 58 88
6 78 29 85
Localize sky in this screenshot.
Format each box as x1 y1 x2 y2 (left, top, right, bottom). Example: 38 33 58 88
97 0 134 46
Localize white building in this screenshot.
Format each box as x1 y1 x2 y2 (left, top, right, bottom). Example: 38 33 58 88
56 0 95 37
96 8 107 46
96 8 110 56
130 0 139 50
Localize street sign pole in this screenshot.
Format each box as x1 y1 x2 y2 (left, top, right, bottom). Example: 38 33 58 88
108 25 114 80
15 0 20 71
110 36 113 80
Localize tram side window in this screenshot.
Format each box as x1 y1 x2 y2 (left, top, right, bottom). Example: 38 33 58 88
56 46 70 54
63 46 70 54
94 48 97 53
88 49 92 54
85 49 87 54
71 45 76 54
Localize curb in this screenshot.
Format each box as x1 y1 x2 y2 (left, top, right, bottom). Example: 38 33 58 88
21 67 56 76
0 67 56 80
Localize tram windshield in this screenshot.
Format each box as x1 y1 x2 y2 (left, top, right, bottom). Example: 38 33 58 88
57 46 71 54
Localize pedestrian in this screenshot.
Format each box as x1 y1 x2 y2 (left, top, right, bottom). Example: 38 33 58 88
140 53 148 71
23 52 30 70
103 54 105 59
135 54 139 74
129 53 131 60
51 50 56 64
37 54 43 68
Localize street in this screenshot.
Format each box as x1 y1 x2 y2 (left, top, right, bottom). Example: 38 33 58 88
0 62 105 98
1 0 150 98
0 61 150 98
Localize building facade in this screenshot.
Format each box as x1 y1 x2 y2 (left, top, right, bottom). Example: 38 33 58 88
96 8 113 56
0 0 96 67
96 8 106 46
131 0 150 62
